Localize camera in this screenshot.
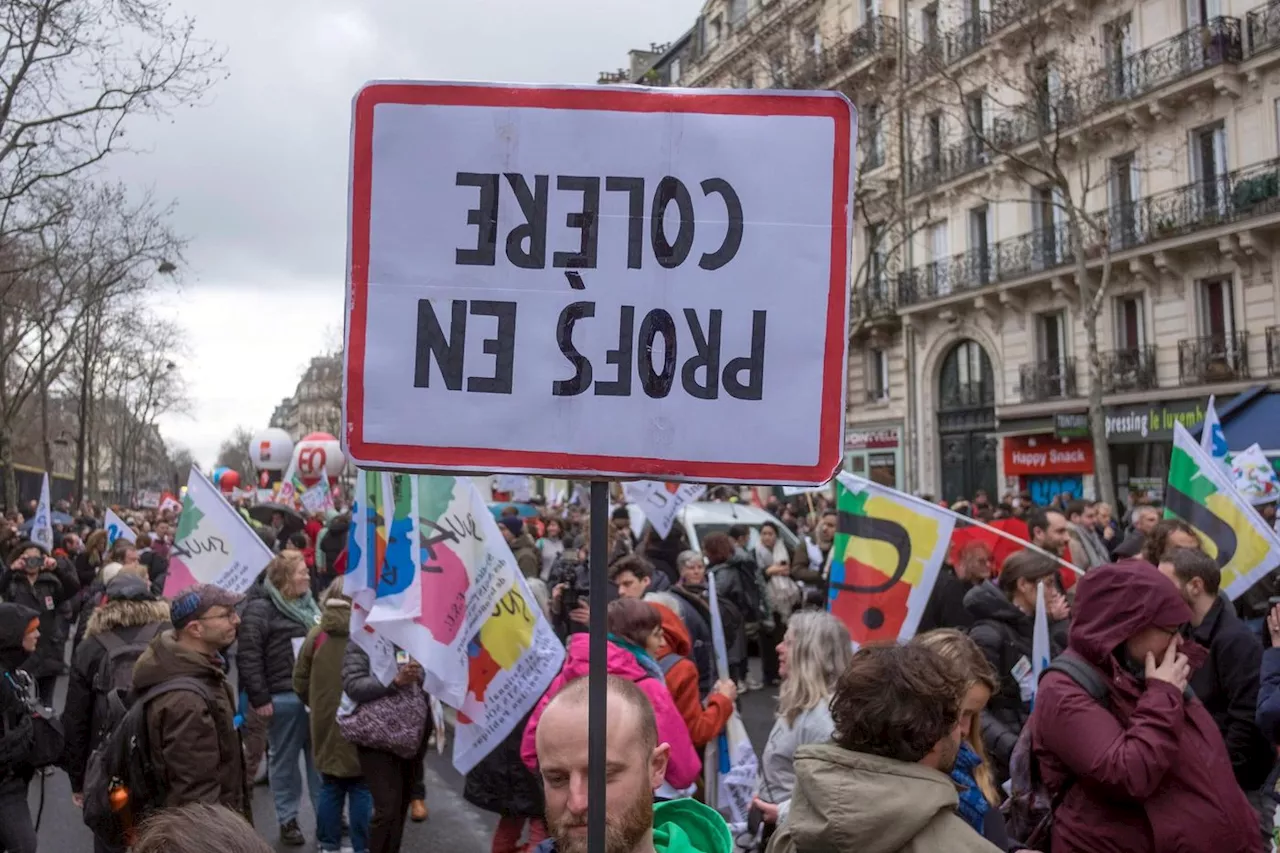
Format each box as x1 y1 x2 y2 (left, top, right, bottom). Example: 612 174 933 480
23 556 43 571
548 557 591 631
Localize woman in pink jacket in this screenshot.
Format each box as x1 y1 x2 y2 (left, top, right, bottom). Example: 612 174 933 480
522 598 702 791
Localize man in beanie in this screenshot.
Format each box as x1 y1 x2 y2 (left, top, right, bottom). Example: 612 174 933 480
1 539 80 705
0 602 41 853
500 517 540 578
131 584 248 815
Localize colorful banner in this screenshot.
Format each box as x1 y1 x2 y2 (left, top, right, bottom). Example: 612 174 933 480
1230 444 1280 506
1166 422 1280 600
621 481 706 539
345 471 564 774
158 492 182 516
830 473 956 647
31 474 53 553
163 465 274 596
105 509 136 547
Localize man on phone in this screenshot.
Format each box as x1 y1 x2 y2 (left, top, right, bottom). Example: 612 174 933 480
0 540 79 705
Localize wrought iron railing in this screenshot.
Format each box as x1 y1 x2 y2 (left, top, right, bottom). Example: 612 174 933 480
789 49 837 89
1178 332 1250 384
946 15 990 65
940 380 995 410
1266 326 1280 376
853 275 898 321
1020 359 1078 402
905 0 1055 81
1248 0 1280 54
1099 346 1159 392
843 15 898 68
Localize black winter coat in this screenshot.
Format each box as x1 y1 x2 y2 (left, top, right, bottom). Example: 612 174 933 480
0 562 79 679
463 713 543 817
917 567 978 634
342 642 395 705
712 551 767 627
0 602 38 789
1189 595 1274 790
237 587 317 708
964 581 1066 783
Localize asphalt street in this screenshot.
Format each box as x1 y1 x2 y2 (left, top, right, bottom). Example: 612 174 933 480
30 661 779 851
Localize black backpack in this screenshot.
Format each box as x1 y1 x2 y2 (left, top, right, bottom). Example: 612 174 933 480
0 669 63 771
90 627 164 719
1002 651 1110 851
81 676 215 847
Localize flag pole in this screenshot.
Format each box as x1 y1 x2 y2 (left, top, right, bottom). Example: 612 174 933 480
839 473 1084 576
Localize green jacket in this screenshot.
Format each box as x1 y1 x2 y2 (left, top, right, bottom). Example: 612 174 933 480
293 598 360 778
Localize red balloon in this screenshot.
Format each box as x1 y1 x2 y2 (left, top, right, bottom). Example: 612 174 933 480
219 470 241 492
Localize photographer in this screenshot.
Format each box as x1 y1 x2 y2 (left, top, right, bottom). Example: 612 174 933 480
1 540 79 706
547 540 592 639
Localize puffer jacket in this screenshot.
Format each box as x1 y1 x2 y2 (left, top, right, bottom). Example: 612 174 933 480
463 714 543 817
132 630 246 813
341 641 396 705
767 743 1001 853
237 584 317 708
293 598 359 778
0 602 38 790
0 562 79 679
521 633 701 790
62 596 171 791
964 581 1065 782
1029 562 1263 853
653 603 732 750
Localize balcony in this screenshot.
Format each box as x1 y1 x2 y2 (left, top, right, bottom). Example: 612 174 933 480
841 15 898 69
1248 0 1280 55
1099 346 1158 393
1019 359 1078 402
1178 332 1250 384
852 275 900 326
1267 326 1280 376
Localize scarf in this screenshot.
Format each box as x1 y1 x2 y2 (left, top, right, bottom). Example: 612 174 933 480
609 634 665 682
950 741 990 833
264 578 322 630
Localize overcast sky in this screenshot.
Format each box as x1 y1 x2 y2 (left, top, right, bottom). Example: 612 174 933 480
127 0 699 468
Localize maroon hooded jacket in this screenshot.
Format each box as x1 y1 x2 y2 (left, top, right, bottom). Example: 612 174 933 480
1029 562 1263 853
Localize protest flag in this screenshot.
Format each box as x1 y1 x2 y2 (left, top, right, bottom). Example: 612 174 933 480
621 481 706 539
1166 422 1280 600
105 509 137 547
1030 581 1051 704
163 465 274 597
1201 395 1231 472
31 474 53 553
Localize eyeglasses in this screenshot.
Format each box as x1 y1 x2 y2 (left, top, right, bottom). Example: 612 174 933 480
198 609 240 623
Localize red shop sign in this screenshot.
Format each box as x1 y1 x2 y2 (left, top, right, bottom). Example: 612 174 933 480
1003 435 1095 475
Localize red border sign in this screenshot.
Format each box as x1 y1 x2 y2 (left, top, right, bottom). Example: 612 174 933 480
345 82 853 483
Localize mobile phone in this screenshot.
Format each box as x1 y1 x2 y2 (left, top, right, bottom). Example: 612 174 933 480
395 650 410 665
1268 596 1280 608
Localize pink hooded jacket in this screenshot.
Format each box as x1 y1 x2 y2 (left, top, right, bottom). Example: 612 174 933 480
520 633 702 790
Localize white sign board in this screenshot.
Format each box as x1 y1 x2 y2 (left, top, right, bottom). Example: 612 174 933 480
344 82 855 485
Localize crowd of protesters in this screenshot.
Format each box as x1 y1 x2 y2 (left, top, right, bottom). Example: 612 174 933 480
1 481 1279 853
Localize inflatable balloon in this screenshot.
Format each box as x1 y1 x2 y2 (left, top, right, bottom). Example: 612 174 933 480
211 466 229 487
293 432 345 485
218 470 241 492
249 428 295 472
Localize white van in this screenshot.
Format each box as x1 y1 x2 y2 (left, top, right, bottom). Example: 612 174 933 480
623 501 800 554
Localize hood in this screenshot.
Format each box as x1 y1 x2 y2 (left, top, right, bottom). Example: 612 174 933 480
131 629 225 692
963 580 1028 627
85 598 171 638
786 743 959 853
561 633 648 683
0 602 38 670
1068 561 1193 668
510 533 537 551
320 598 351 636
653 798 734 853
654 604 691 659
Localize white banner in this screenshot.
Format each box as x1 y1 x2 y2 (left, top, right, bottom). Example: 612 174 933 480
163 466 274 596
105 509 137 547
31 474 53 553
620 481 705 539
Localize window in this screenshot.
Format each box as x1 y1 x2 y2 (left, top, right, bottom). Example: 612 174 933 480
1104 15 1134 95
1192 122 1227 215
1109 153 1140 247
805 27 822 55
867 223 886 295
1038 311 1067 364
964 91 987 162
730 0 749 25
863 0 881 23
866 101 885 166
1032 185 1065 266
968 205 992 284
770 52 789 86
708 15 723 46
929 220 950 294
670 57 682 84
921 3 940 48
1199 277 1236 339
1187 0 1222 26
1114 295 1145 349
868 349 890 400
926 111 943 167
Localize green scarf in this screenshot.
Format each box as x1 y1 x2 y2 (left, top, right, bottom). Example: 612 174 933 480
608 633 664 682
265 577 322 629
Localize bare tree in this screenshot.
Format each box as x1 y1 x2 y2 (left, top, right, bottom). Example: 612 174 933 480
904 5 1197 505
215 425 256 480
168 445 196 491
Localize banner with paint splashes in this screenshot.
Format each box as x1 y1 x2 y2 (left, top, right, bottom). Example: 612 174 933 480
345 470 564 773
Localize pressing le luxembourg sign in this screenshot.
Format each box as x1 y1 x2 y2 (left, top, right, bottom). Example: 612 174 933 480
343 81 857 485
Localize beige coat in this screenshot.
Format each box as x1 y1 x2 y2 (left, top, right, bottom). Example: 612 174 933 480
767 743 1001 853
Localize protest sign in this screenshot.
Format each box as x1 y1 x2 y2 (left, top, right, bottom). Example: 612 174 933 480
158 492 182 515
344 470 564 774
163 466 275 597
137 490 161 509
343 82 856 485
620 481 705 539
105 509 137 547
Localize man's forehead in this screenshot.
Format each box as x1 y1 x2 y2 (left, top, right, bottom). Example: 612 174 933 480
537 695 646 759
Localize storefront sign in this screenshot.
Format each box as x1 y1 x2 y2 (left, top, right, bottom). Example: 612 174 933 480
1003 436 1095 475
846 426 901 450
1104 399 1208 443
1054 412 1090 439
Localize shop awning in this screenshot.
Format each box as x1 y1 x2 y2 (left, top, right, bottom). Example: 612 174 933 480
1191 385 1280 453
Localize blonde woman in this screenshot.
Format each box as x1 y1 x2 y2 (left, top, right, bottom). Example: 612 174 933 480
914 629 1028 852
750 611 853 840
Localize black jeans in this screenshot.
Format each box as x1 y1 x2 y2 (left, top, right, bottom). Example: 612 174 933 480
0 781 36 853
358 739 428 853
760 617 786 683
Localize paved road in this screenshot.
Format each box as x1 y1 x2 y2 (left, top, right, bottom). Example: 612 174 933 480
30 660 779 851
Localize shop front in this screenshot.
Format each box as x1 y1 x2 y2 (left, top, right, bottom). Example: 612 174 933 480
1002 434 1096 505
1105 397 1214 505
844 424 905 490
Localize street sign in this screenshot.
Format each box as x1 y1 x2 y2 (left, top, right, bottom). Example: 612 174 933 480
343 82 856 484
